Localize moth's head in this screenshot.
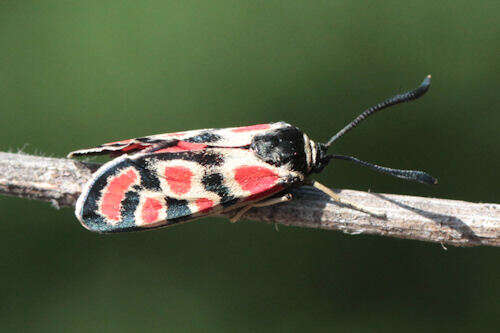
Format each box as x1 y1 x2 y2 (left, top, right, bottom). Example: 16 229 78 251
309 75 437 185
308 141 329 174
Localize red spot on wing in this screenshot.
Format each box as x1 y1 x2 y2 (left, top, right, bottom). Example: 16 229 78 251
234 166 279 194
141 197 163 224
164 166 193 195
178 141 207 150
195 198 214 212
121 143 149 152
231 124 270 133
155 141 207 153
108 142 150 157
101 169 138 221
154 147 181 153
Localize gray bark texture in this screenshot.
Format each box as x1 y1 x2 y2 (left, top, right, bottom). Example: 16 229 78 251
0 152 498 247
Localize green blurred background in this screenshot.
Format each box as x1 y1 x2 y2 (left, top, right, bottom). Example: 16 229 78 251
0 1 498 332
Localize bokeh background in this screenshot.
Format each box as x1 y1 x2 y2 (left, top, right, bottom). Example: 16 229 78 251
0 1 498 332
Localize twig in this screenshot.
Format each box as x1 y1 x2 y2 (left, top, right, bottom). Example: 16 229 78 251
0 152 498 247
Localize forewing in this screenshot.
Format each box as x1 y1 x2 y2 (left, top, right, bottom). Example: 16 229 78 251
76 147 302 232
67 122 291 158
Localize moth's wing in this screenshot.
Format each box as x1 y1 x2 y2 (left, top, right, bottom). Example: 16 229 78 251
76 147 302 233
67 122 291 158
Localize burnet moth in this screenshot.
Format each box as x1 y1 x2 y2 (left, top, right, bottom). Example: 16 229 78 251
69 75 436 233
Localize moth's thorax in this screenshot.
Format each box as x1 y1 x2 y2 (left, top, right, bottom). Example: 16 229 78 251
249 125 321 175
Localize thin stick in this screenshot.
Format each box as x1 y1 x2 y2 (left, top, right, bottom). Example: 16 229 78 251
0 152 498 247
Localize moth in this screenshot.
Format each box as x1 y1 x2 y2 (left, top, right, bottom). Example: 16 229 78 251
69 76 436 233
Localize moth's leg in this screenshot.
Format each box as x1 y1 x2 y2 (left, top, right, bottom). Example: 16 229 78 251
230 193 293 223
308 180 387 219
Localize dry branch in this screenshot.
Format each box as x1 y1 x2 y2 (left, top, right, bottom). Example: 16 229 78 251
0 152 498 247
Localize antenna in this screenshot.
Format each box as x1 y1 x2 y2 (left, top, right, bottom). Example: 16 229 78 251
324 75 431 147
329 154 438 185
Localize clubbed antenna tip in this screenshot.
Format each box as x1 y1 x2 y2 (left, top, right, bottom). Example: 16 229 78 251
416 74 432 97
